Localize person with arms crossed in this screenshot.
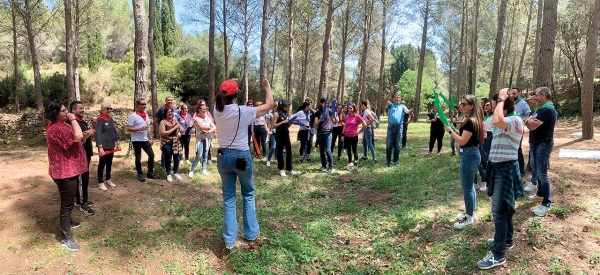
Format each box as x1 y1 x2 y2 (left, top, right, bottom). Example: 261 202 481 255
95 103 119 191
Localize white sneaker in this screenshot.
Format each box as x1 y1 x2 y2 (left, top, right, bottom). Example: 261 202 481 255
532 205 550 217
479 182 487 191
98 183 108 191
105 180 116 187
527 194 544 202
524 182 537 192
174 173 182 180
290 170 298 176
266 161 271 167
280 170 287 177
454 214 475 229
166 175 173 183
202 170 210 176
188 171 194 179
456 213 477 221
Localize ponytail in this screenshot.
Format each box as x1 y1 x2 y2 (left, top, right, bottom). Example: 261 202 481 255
216 91 236 113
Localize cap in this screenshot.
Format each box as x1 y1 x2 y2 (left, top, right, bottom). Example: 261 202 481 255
247 99 254 105
279 100 290 106
219 79 240 96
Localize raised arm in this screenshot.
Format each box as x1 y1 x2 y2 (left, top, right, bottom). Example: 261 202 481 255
256 75 274 118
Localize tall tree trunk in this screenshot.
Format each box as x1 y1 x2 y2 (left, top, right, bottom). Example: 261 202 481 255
415 0 430 121
222 0 229 79
65 0 75 103
358 0 374 102
243 0 249 102
271 16 278 84
149 0 158 137
287 0 295 109
73 0 80 100
317 0 335 101
336 0 351 103
532 0 544 91
300 25 310 101
582 0 600 140
376 0 387 116
133 0 149 103
536 0 558 88
11 0 19 112
209 0 216 106
24 0 43 111
500 4 517 88
470 0 480 95
517 0 534 89
448 33 454 101
259 0 269 98
456 0 466 98
489 0 508 97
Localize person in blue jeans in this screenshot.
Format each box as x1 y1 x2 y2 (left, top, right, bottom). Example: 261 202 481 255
446 94 485 230
159 107 184 183
314 98 336 172
383 86 414 167
360 99 377 164
213 75 273 250
266 103 278 167
525 86 557 217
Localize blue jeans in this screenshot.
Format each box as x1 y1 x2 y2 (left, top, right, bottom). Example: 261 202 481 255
217 149 259 247
491 161 518 259
459 146 480 216
532 141 553 205
191 138 211 172
161 143 180 174
267 133 277 161
450 136 456 154
529 146 538 184
362 127 376 160
317 131 333 168
474 145 488 184
385 126 402 163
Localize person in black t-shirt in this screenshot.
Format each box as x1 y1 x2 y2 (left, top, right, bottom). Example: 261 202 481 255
69 101 95 216
426 106 445 155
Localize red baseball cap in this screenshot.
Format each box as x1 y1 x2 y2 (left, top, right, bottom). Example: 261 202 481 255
219 79 240 96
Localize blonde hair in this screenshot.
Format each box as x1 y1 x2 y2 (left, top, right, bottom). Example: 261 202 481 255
462 94 485 144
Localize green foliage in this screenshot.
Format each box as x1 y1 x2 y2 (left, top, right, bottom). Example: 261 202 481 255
153 0 165 57
590 253 600 264
156 57 223 104
548 254 572 275
0 77 16 108
396 69 435 110
87 32 103 72
389 44 419 85
161 0 177 56
100 0 133 60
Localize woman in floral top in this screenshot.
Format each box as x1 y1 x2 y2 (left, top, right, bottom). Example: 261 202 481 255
45 101 87 252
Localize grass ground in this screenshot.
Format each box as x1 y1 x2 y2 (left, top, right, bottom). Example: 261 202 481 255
0 118 599 274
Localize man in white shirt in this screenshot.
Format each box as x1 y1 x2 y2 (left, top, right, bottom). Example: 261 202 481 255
127 99 160 182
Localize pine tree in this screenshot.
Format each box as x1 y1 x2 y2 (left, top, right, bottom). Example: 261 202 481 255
161 0 176 56
88 32 103 72
153 0 164 57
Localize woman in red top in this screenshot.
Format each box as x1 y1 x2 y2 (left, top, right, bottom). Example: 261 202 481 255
45 101 88 252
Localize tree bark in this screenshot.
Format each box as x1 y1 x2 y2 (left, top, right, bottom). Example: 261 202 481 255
259 0 269 99
469 0 480 95
336 0 351 103
65 0 75 103
500 4 517 88
317 0 335 101
489 0 508 97
271 16 278 85
536 0 558 89
415 0 430 121
133 0 149 103
357 0 374 102
149 0 158 137
300 23 310 101
457 0 466 99
11 0 20 112
23 0 43 111
517 0 534 89
581 0 600 140
287 0 295 109
376 0 387 117
209 0 216 106
222 0 229 79
532 0 544 91
243 0 249 102
73 0 80 100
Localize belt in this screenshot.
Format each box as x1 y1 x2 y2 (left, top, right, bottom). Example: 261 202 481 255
389 124 403 128
460 145 479 148
254 124 265 126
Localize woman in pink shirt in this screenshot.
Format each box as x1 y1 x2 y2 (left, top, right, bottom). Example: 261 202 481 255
45 101 88 252
341 103 367 169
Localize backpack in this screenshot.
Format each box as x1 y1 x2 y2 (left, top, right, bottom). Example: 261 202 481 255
371 111 380 128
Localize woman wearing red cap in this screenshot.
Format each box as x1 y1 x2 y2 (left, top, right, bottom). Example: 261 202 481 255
214 75 274 250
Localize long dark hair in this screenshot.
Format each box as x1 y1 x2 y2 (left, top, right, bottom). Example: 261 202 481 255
296 102 310 112
215 91 236 113
45 101 63 122
277 101 288 115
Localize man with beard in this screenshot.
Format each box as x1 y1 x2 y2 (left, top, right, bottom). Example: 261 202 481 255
129 99 160 182
510 87 531 178
69 101 95 216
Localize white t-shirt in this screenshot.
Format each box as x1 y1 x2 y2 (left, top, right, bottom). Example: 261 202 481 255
291 109 311 128
214 104 257 151
193 116 212 140
127 112 150 142
362 109 373 127
484 115 494 132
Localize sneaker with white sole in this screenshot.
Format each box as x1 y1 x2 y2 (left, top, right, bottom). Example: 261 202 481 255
98 183 108 191
105 180 116 187
202 170 210 176
320 167 328 172
532 205 550 217
487 238 514 250
166 175 173 182
477 250 506 270
524 182 537 192
280 170 287 177
527 194 544 202
290 170 298 176
456 213 477 221
454 214 475 229
80 205 95 216
60 238 81 252
188 171 194 179
479 182 487 191
266 161 271 167
174 173 182 180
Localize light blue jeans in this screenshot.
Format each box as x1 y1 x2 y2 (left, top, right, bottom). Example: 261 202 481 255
459 146 480 216
267 133 277 161
217 149 259 247
190 138 211 173
362 127 376 160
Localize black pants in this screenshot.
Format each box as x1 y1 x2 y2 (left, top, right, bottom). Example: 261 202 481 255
429 128 445 153
54 176 78 240
98 153 114 183
132 141 155 175
276 132 292 171
517 137 525 176
345 136 359 163
179 135 191 160
401 123 408 148
298 129 310 157
75 156 91 204
332 126 344 159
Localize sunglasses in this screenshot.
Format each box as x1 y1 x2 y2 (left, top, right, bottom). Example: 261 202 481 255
460 103 468 107
139 103 147 106
106 107 113 111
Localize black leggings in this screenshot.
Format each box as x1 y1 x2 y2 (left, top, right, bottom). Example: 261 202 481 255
345 136 359 163
429 128 445 153
179 135 191 160
54 176 78 240
98 153 114 183
75 156 91 204
298 129 310 157
332 126 344 159
276 132 293 171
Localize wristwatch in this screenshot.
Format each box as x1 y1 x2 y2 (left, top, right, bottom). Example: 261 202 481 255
497 98 504 103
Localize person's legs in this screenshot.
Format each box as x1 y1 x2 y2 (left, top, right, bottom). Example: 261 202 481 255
202 139 211 171
365 128 376 160
459 148 480 216
141 141 155 173
337 133 344 159
133 141 144 175
217 151 239 247
284 137 293 171
393 128 401 163
450 136 456 155
98 155 107 183
385 127 393 164
318 133 327 168
529 146 538 184
401 123 408 148
491 166 513 260
276 134 285 170
298 130 308 159
362 131 368 158
181 135 190 160
105 153 114 181
534 141 553 206
346 137 353 163
428 129 436 153
191 140 205 173
349 136 359 163
234 150 260 240
436 130 445 153
260 129 268 157
81 157 91 203
267 134 277 161
162 144 173 175
173 152 180 174
331 127 339 157
54 176 78 240
325 133 333 168
517 137 525 176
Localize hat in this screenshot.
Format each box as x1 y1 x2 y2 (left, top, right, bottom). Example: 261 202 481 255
219 79 240 96
247 99 254 105
279 100 290 106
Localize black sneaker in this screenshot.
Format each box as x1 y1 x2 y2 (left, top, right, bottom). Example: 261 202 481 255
60 238 81 252
147 172 160 179
74 201 82 207
84 201 94 207
138 174 146 182
70 221 81 229
80 205 95 216
360 156 368 160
